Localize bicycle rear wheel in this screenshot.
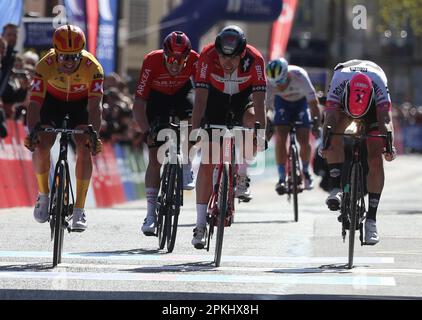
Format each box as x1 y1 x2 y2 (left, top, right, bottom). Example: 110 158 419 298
214 163 229 267
157 163 169 249
290 145 299 222
166 163 182 253
348 162 362 269
52 161 66 267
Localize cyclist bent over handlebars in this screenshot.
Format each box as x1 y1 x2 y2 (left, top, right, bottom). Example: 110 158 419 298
321 59 397 245
190 25 267 249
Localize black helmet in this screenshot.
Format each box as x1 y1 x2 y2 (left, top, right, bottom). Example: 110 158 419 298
215 25 246 57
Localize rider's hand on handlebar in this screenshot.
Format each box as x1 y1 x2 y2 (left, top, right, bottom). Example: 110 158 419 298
24 132 39 152
384 146 397 162
312 125 322 139
87 137 102 155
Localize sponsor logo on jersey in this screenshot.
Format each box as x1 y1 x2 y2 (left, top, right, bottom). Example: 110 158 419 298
46 57 53 65
136 68 151 96
31 78 44 92
200 62 208 80
91 79 103 93
332 80 348 97
71 84 87 92
242 58 250 72
93 73 104 80
350 67 368 72
86 59 93 67
255 64 264 81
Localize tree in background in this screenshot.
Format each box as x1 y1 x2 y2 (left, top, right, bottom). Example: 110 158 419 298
376 0 422 35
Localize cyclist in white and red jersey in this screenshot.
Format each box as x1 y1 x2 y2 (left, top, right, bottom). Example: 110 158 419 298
132 31 199 236
190 25 267 249
265 58 321 195
322 59 396 245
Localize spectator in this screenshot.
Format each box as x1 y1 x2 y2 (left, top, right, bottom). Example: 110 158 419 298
22 50 39 67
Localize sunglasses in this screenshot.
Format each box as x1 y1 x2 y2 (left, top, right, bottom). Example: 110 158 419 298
164 53 187 66
58 53 82 62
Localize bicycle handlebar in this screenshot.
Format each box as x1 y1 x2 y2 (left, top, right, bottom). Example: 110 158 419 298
323 125 393 154
30 123 99 156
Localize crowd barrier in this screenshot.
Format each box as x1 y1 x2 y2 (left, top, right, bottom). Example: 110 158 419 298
0 120 146 209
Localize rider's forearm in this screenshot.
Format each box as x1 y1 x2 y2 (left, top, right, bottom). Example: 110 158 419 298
309 100 321 123
132 97 150 134
87 97 102 133
192 88 208 130
27 101 41 132
252 91 266 129
377 109 394 141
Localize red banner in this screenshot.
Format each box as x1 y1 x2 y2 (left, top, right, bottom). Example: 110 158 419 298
86 0 99 55
0 120 37 208
268 0 298 60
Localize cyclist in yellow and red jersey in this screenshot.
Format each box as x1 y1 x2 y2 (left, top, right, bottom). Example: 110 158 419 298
25 24 104 232
190 25 267 249
132 31 199 236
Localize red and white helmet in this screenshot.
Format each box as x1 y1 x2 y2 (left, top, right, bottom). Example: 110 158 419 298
342 73 375 118
162 31 192 65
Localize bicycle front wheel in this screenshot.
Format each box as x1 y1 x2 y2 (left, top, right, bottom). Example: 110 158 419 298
52 161 67 267
166 163 182 253
157 163 169 250
214 163 229 267
348 162 362 269
290 145 299 222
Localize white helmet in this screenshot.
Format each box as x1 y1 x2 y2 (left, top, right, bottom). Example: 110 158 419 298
265 57 289 85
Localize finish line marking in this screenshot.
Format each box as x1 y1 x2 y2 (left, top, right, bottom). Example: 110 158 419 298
0 251 395 264
0 270 396 286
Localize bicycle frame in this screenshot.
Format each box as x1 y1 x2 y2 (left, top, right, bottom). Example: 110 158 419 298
324 120 393 269
207 127 237 230
32 115 97 267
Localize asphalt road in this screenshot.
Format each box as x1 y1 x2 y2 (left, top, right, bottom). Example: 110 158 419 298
0 154 421 302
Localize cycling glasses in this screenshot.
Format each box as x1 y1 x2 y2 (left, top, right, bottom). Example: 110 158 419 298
57 53 82 62
164 53 187 66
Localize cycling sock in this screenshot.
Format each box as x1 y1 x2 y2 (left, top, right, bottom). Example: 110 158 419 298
328 163 343 189
146 188 159 218
75 179 90 209
196 203 208 229
36 171 50 195
302 161 309 173
367 193 381 221
277 164 286 181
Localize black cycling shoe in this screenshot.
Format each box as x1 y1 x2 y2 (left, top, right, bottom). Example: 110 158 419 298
275 180 286 195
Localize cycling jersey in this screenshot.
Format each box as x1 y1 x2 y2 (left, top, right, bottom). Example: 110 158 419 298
267 66 316 127
195 43 266 124
29 49 104 104
268 65 318 104
135 49 199 99
326 59 391 111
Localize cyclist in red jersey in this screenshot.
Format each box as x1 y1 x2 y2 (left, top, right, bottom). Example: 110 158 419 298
190 25 267 249
132 31 199 236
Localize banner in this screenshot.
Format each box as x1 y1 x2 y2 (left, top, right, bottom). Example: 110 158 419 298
268 0 298 60
22 18 56 57
63 0 87 38
160 0 283 51
96 0 118 75
86 0 99 55
0 0 23 31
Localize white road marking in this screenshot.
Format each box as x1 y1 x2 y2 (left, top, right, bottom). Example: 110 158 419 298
0 270 396 286
0 251 395 264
